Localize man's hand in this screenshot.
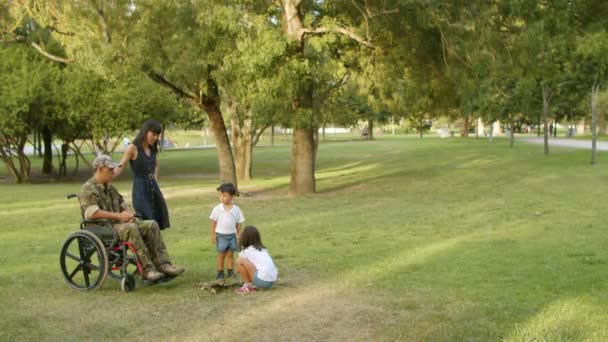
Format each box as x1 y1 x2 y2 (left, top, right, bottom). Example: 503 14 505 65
211 234 216 244
118 210 134 223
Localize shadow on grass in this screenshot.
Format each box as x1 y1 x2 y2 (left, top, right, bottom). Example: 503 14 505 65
336 222 608 340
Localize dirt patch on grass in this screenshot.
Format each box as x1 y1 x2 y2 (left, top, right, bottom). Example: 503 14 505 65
168 284 387 341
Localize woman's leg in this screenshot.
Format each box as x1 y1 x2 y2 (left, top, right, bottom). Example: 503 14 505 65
236 257 256 283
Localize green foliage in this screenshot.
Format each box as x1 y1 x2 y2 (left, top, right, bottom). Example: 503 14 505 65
3 0 608 178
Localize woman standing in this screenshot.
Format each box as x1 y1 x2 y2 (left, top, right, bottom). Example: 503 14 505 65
114 119 170 229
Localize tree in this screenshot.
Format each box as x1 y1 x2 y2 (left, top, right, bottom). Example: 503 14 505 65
3 0 240 188
268 0 379 194
219 13 289 181
576 31 608 164
0 43 64 182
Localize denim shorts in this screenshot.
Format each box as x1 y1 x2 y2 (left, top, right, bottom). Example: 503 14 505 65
253 271 275 289
216 233 237 253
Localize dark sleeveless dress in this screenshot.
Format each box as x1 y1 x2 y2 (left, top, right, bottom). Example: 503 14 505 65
129 145 170 229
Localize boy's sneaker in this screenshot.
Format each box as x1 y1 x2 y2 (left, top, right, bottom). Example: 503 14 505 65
226 269 236 280
215 271 225 284
235 285 256 294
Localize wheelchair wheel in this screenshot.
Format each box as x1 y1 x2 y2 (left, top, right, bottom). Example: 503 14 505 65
120 274 136 292
60 230 109 291
109 242 140 280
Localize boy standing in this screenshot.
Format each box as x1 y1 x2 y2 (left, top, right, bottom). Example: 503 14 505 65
209 183 245 283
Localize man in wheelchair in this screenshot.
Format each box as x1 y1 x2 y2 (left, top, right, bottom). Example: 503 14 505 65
79 154 185 282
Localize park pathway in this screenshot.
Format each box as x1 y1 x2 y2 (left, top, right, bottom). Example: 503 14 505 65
520 137 608 151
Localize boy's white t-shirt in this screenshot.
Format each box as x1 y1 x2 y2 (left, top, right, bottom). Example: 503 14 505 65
239 246 278 282
209 203 245 234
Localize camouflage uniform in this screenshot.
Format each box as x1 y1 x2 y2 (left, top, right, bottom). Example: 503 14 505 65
79 177 170 272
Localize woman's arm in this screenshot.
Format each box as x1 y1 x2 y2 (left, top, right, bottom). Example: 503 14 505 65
154 158 159 181
113 144 135 177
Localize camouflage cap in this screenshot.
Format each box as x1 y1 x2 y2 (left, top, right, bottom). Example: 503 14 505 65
92 154 119 169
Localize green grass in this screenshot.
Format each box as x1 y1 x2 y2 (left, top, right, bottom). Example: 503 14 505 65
2 136 608 341
571 133 608 141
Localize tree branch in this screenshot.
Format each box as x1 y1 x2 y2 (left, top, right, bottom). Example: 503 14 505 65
30 42 73 64
143 66 200 107
47 25 74 36
86 0 111 44
351 0 369 40
252 125 269 146
299 26 374 48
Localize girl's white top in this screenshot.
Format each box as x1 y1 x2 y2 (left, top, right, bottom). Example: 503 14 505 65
240 246 278 282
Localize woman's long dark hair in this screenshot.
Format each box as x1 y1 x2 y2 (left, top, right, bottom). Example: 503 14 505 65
133 119 162 153
240 226 265 251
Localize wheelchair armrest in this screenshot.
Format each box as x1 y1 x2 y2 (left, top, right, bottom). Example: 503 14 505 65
82 218 114 225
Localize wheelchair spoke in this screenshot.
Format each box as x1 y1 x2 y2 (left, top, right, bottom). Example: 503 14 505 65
65 252 81 263
67 265 82 281
84 262 99 271
83 247 98 261
83 267 91 287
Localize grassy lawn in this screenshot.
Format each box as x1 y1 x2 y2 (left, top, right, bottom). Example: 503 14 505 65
571 134 608 141
2 136 608 341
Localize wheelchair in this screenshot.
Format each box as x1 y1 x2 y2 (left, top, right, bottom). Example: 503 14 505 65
59 193 142 292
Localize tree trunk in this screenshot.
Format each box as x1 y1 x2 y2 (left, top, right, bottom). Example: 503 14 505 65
591 82 599 165
489 120 494 143
233 138 253 182
289 128 316 195
0 136 23 183
32 130 37 157
204 103 238 187
16 136 30 182
71 145 80 176
230 107 253 182
600 110 606 135
1 156 22 183
71 141 92 168
368 119 374 140
553 119 557 137
202 126 208 147
42 125 53 174
60 141 69 176
509 123 515 148
461 114 470 137
542 84 550 155
537 115 541 137
271 125 275 146
0 135 31 183
322 123 326 141
35 130 43 157
313 126 319 163
283 0 315 195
